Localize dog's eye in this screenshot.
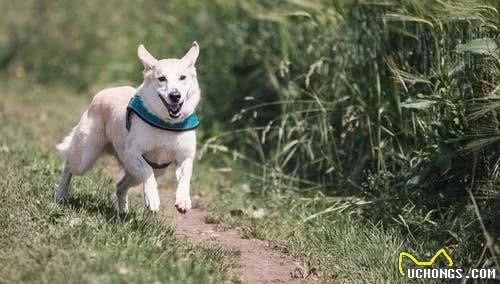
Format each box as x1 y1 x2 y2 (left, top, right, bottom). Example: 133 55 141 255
158 76 167 82
179 75 186 81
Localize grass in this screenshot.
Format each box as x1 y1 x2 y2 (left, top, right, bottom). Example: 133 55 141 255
199 1 500 282
204 185 431 283
202 175 500 283
2 0 500 282
0 78 411 283
0 77 90 145
0 83 235 283
1 77 497 283
0 79 402 283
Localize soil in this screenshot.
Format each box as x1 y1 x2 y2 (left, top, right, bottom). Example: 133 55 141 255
104 162 317 284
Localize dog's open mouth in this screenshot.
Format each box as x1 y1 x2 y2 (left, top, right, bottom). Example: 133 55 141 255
167 103 183 118
158 94 183 119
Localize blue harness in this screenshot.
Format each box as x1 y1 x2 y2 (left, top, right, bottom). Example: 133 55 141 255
126 95 199 132
125 95 199 169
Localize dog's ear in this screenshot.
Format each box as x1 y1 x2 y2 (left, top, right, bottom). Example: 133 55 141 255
137 44 157 70
181 41 199 68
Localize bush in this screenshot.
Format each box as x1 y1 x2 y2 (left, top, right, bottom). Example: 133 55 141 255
2 0 499 273
0 0 276 135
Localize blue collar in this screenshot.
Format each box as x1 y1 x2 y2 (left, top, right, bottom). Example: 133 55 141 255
126 95 199 132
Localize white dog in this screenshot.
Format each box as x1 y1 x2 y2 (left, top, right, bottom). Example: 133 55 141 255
54 42 201 214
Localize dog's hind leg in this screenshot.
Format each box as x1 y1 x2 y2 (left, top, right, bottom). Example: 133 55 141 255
54 163 73 203
59 109 107 176
116 172 140 213
55 108 107 204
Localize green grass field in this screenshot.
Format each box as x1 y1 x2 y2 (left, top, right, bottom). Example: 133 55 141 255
0 85 236 284
0 79 469 284
1 0 500 282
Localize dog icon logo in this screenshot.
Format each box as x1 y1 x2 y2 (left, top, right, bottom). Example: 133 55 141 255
399 248 453 276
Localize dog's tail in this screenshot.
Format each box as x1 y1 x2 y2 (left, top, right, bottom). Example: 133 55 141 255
56 126 77 157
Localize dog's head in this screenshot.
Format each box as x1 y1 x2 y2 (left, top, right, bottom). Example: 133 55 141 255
137 42 200 121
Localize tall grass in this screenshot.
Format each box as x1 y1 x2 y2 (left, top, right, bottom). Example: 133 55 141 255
0 0 267 135
2 0 500 276
226 0 498 193
207 0 500 273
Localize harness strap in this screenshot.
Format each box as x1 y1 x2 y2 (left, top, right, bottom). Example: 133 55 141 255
126 95 199 132
125 95 199 169
143 157 170 169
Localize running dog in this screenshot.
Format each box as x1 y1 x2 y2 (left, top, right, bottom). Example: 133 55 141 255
54 42 201 214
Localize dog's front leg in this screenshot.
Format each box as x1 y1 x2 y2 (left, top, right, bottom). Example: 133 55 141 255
123 145 160 212
174 158 193 214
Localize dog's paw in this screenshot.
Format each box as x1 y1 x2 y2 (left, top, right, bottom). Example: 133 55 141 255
145 196 160 212
144 186 160 212
174 196 191 214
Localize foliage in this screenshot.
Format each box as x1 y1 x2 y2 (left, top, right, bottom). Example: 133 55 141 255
0 112 234 283
205 0 500 276
0 0 260 135
1 0 500 281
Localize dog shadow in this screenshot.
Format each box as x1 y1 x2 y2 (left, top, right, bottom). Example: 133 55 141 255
62 191 144 223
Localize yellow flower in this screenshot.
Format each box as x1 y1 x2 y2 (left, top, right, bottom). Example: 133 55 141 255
15 66 25 78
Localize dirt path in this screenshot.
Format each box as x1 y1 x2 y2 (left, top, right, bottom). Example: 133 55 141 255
2 93 317 284
173 191 313 284
105 162 315 284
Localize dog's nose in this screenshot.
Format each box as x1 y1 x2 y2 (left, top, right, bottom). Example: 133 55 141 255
168 90 181 102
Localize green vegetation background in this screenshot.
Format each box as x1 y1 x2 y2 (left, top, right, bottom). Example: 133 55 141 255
1 0 499 282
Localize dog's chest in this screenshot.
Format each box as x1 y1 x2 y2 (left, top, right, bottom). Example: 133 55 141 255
140 128 196 165
127 115 197 166
142 148 174 167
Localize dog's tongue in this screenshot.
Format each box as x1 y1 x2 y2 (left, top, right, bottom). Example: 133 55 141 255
168 103 182 115
169 103 178 110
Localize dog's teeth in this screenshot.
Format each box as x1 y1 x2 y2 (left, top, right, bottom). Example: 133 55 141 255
166 101 183 118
